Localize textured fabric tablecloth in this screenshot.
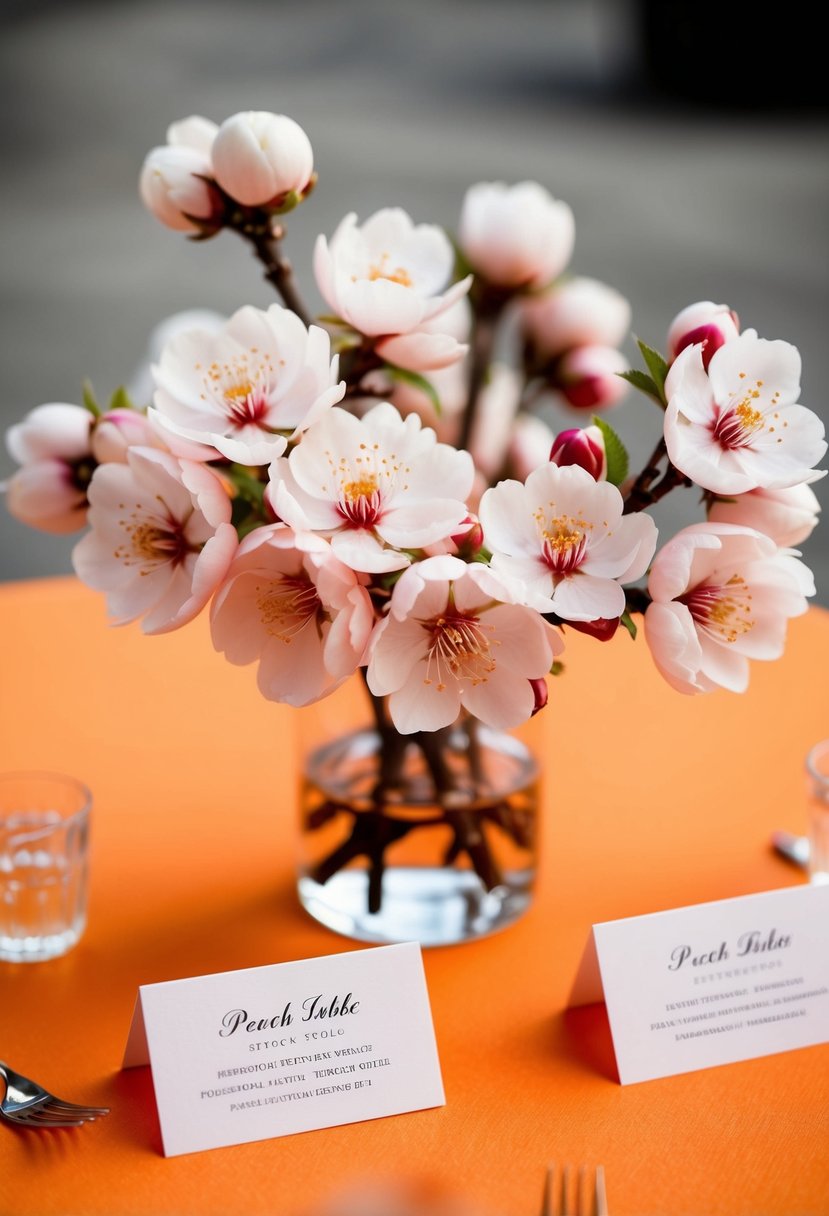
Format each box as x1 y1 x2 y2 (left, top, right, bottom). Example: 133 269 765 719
1 577 827 1215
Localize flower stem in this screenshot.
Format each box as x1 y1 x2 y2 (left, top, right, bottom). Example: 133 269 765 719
457 303 501 453
241 227 312 326
623 436 692 514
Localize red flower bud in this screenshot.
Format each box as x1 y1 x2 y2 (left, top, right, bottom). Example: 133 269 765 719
673 323 727 369
564 616 620 642
529 677 549 716
450 515 484 556
549 426 607 481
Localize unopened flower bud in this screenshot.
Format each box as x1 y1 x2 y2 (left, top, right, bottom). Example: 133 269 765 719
522 276 630 361
565 616 620 642
553 346 628 411
459 180 574 290
707 483 822 548
139 117 222 233
212 111 314 208
450 515 484 556
91 408 162 463
667 301 739 367
4 461 90 534
549 426 607 480
6 402 92 465
529 677 549 716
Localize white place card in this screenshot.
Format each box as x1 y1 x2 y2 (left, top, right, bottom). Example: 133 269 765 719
569 884 829 1085
123 942 445 1156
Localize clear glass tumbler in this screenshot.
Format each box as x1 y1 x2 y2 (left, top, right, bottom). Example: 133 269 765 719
805 740 829 885
0 771 92 962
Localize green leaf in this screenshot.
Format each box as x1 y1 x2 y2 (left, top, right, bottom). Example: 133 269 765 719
227 464 267 511
107 385 135 413
620 610 638 641
383 364 442 416
81 379 101 417
550 660 565 677
618 368 663 405
636 339 670 400
591 415 629 487
316 314 349 327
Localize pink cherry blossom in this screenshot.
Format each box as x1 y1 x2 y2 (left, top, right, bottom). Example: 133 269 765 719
664 329 827 495
366 555 562 733
522 276 631 359
549 426 607 481
667 300 740 367
707 482 822 548
139 116 222 233
458 181 574 290
211 111 314 207
267 402 475 574
479 463 657 621
210 525 374 707
150 304 345 465
313 208 471 339
644 522 814 695
72 447 238 634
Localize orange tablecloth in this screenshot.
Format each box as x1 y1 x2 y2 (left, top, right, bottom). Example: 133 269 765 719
1 576 828 1216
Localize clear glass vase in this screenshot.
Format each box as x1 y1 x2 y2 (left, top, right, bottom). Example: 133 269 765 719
296 686 540 947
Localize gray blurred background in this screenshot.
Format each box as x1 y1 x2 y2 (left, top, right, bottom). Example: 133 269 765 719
2 0 828 600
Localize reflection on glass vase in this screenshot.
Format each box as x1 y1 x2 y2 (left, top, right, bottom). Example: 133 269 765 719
296 685 540 947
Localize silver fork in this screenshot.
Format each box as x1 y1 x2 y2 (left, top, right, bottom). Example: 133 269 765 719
541 1163 609 1216
0 1060 110 1128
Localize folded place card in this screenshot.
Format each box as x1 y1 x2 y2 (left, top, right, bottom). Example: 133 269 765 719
569 883 829 1085
123 941 445 1157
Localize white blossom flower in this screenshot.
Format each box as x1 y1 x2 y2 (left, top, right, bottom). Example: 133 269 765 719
707 482 822 548
667 300 740 367
479 463 657 621
644 522 814 694
458 181 574 290
211 111 314 207
139 116 222 233
72 447 238 634
149 304 345 465
664 329 827 495
522 276 630 358
267 401 474 574
313 208 471 339
367 555 562 733
210 525 374 707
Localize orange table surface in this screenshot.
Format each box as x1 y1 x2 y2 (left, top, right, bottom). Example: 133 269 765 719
1 576 828 1216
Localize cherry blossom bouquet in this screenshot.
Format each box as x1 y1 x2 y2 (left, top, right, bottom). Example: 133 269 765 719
3 109 826 924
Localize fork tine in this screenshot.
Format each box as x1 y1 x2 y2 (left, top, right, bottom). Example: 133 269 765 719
595 1165 608 1216
541 1164 554 1216
561 1163 573 1216
45 1100 110 1117
15 1108 86 1127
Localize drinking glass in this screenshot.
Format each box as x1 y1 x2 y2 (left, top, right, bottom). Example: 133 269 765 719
805 740 829 885
0 771 92 962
